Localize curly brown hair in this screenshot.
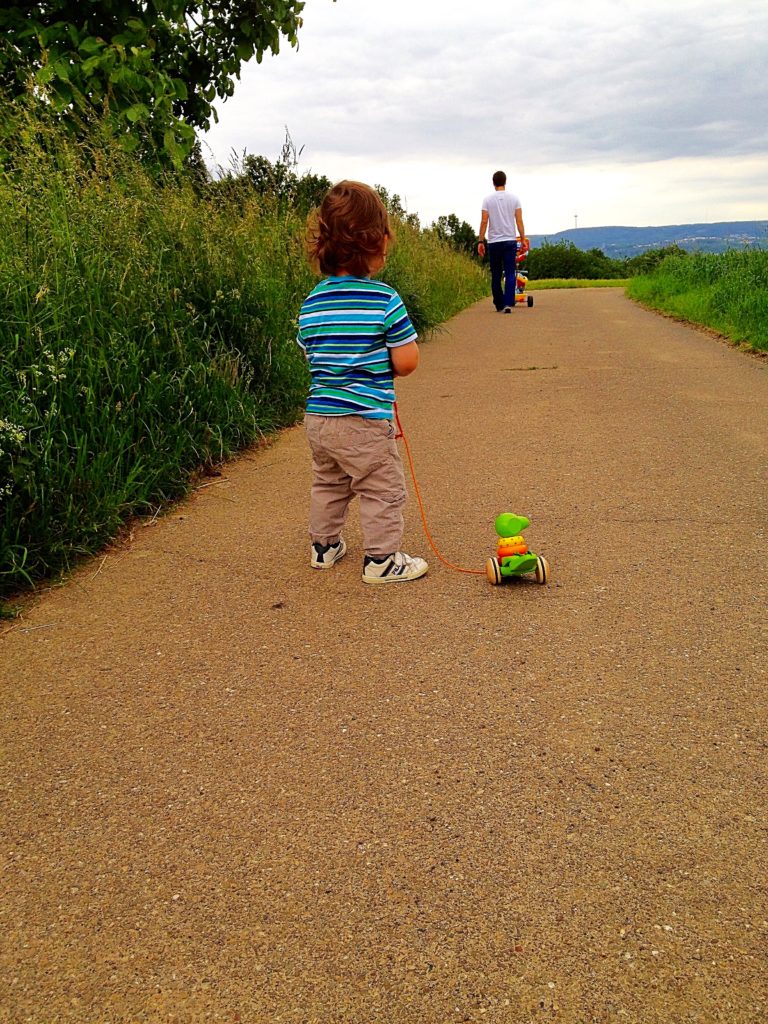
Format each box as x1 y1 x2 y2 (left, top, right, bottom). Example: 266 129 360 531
306 180 393 277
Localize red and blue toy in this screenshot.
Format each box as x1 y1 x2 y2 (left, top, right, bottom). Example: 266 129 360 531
514 239 534 307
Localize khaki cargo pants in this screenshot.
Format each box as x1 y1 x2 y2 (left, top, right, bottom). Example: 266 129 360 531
305 414 407 558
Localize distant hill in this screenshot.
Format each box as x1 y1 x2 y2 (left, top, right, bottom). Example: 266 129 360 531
528 221 768 259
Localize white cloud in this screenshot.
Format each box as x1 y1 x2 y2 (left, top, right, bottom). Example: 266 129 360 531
202 0 768 233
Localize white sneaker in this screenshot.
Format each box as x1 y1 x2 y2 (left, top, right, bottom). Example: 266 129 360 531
362 551 428 584
311 538 347 569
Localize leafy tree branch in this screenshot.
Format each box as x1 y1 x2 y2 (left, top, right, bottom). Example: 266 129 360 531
0 1 310 164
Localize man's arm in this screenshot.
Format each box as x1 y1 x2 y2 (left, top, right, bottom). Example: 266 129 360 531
477 210 489 254
515 207 528 249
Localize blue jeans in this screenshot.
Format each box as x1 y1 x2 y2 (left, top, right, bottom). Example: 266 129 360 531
488 240 518 309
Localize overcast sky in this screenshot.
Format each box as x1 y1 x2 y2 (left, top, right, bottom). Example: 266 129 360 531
201 0 768 235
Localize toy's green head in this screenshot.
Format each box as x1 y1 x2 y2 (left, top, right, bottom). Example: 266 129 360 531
495 512 530 537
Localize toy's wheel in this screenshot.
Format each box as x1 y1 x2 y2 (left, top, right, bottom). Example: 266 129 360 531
527 295 534 307
534 555 550 585
486 557 502 585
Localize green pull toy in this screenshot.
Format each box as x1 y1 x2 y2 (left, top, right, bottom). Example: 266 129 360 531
486 512 550 586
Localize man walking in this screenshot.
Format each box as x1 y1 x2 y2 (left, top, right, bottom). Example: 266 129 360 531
477 171 527 313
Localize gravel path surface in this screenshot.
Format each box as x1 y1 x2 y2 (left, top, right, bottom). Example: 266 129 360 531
2 289 766 1024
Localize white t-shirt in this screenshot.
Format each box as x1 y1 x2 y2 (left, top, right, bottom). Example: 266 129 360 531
482 190 521 242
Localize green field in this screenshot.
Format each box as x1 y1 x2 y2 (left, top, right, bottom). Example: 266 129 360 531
527 254 768 353
527 279 629 290
627 250 768 353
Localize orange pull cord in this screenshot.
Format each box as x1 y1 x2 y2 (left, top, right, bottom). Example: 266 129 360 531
393 402 486 576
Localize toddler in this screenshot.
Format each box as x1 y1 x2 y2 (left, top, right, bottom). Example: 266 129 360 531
297 180 428 583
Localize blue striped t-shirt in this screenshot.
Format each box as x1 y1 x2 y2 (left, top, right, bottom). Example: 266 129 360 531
296 275 418 418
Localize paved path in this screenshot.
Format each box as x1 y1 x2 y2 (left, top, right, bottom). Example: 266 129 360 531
2 290 766 1024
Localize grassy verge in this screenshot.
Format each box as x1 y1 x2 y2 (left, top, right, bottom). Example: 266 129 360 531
527 279 629 290
626 250 768 352
0 119 487 598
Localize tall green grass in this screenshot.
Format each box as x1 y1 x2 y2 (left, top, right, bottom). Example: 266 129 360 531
383 219 487 327
627 249 768 352
0 116 487 596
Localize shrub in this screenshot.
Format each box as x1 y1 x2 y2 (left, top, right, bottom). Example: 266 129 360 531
526 240 626 280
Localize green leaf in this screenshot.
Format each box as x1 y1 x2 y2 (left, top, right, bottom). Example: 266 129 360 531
172 78 188 100
50 82 73 108
176 121 196 142
52 59 71 82
41 24 65 46
81 54 105 76
163 128 183 160
78 36 102 55
110 66 148 92
124 103 150 123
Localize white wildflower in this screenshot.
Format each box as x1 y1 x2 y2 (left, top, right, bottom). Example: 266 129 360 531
0 419 26 447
